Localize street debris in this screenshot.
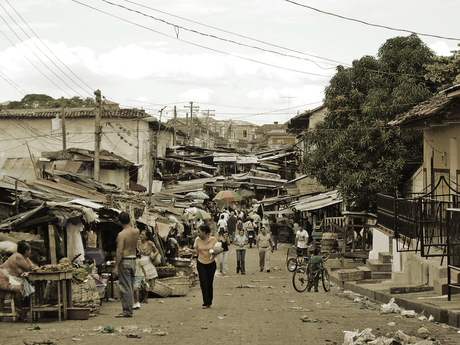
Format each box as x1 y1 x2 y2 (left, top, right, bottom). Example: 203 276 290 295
27 324 41 331
343 328 438 345
236 285 274 289
300 315 321 322
381 298 402 314
100 325 116 333
126 333 141 338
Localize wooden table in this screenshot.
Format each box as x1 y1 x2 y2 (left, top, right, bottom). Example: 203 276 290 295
28 271 73 322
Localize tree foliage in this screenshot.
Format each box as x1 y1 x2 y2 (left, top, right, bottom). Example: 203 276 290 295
424 47 460 85
303 35 436 211
5 94 96 109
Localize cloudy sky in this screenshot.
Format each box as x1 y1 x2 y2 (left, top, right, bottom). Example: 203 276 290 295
0 0 458 125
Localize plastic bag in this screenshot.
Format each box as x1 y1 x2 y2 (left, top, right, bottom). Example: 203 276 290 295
21 276 35 297
380 297 401 314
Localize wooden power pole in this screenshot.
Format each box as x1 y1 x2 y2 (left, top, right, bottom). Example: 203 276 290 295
94 89 102 181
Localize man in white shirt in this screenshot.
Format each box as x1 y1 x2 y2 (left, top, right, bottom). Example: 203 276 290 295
295 225 309 261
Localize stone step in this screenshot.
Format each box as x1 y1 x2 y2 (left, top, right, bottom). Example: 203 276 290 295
366 259 392 272
378 252 392 264
357 266 372 280
371 272 392 280
433 278 460 295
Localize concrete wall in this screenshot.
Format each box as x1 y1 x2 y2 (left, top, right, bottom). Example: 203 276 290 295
372 228 447 286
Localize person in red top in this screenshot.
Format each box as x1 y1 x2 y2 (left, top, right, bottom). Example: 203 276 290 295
195 225 218 308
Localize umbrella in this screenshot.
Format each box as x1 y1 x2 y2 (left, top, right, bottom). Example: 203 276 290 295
185 191 209 200
213 190 243 202
184 209 212 221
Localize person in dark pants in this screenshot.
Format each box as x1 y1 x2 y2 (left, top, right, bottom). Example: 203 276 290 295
113 211 139 318
195 225 218 308
270 220 279 250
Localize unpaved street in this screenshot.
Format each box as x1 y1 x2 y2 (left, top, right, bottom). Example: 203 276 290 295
2 243 460 345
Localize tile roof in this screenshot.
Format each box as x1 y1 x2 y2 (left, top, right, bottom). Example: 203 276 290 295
0 107 148 119
388 93 460 128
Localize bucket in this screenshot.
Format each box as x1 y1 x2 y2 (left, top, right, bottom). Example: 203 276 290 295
67 308 90 320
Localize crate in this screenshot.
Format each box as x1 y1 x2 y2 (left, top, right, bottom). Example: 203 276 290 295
67 307 90 320
337 269 364 282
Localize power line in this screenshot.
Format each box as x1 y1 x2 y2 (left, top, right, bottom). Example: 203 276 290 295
124 0 349 67
0 20 72 97
102 0 339 70
284 0 460 41
71 0 330 77
0 69 26 95
4 0 94 96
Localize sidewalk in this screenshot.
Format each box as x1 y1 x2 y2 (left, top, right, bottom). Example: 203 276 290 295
328 268 460 328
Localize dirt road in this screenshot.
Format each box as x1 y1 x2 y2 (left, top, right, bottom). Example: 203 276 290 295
2 243 460 345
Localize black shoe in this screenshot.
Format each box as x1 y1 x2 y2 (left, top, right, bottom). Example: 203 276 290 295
306 289 311 292
242 272 245 275
266 270 270 273
260 268 263 272
314 289 319 292
237 269 240 273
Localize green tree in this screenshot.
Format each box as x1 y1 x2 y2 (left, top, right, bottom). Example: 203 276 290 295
424 47 460 85
5 94 96 109
303 35 435 211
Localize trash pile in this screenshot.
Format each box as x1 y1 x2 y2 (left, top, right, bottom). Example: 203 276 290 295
380 298 433 320
343 328 438 345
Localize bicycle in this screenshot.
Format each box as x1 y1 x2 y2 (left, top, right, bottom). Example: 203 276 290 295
292 258 330 293
287 246 309 272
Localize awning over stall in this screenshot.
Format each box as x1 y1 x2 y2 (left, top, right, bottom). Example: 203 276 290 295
290 191 342 212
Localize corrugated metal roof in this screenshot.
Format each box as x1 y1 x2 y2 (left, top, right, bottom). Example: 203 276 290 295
291 191 342 211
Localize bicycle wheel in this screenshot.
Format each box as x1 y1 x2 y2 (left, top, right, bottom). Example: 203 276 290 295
292 267 309 292
321 268 331 292
287 258 297 272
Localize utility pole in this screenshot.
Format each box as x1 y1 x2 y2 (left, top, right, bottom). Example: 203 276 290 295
60 97 66 151
184 102 199 146
94 89 102 181
149 107 166 198
173 106 177 146
203 109 215 148
281 88 296 122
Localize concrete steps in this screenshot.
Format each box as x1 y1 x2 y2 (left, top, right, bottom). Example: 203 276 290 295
365 254 392 280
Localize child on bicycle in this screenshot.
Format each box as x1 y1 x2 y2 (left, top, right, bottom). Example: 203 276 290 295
306 247 330 292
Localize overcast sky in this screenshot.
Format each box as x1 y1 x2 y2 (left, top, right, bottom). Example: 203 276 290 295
0 0 458 125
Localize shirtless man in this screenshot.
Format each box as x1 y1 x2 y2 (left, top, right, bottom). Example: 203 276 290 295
113 211 139 318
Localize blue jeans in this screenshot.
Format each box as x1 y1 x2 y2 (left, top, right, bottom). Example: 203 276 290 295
236 249 246 274
197 260 216 307
271 235 278 250
219 251 229 274
118 259 136 316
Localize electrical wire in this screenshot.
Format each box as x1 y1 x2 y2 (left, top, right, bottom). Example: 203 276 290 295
102 0 338 69
71 0 330 77
0 69 26 94
0 12 80 96
4 0 94 96
0 28 71 97
124 0 349 67
284 0 460 41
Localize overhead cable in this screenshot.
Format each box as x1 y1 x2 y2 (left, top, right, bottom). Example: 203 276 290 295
71 0 330 77
284 0 460 41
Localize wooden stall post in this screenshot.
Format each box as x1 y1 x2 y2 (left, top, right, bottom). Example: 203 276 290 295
48 224 57 265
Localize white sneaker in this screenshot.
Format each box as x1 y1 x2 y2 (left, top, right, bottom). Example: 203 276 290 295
133 302 141 309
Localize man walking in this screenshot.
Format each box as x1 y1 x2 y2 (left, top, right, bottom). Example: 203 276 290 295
256 227 273 273
227 211 238 242
269 220 279 250
113 211 139 318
